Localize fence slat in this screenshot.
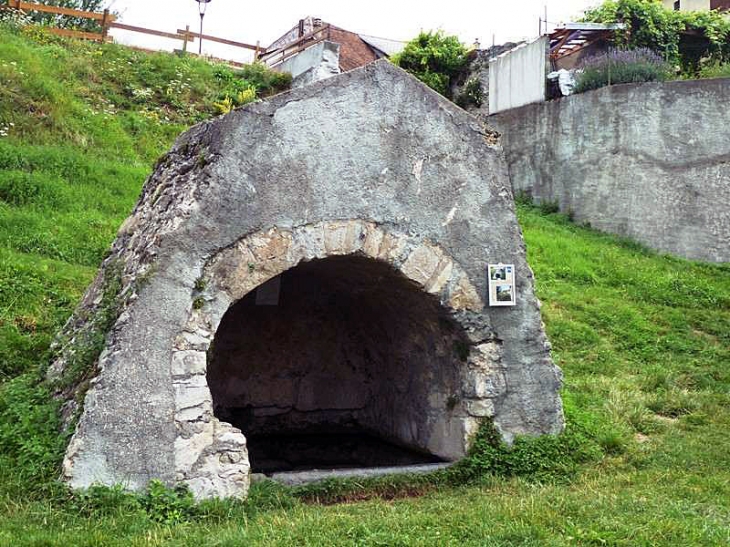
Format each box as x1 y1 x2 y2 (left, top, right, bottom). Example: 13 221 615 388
260 24 330 66
110 22 194 42
13 0 116 22
45 27 103 41
176 29 260 51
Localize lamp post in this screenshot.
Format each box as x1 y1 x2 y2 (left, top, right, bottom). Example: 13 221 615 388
195 0 212 55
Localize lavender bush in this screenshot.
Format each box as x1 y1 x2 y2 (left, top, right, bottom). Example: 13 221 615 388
574 48 673 94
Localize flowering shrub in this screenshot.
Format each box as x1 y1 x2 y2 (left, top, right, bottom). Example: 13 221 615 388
210 64 289 115
212 86 257 115
574 48 672 93
455 76 483 109
0 121 13 138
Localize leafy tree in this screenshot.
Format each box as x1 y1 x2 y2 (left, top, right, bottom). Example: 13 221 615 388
25 1 111 32
582 0 730 74
391 31 469 98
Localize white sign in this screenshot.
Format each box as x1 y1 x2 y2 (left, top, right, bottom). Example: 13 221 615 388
488 264 516 307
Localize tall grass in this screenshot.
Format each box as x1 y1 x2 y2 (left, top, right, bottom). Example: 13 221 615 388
698 61 730 79
0 25 289 378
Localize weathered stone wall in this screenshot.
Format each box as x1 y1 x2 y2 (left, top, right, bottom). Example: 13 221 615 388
490 79 730 263
51 61 564 499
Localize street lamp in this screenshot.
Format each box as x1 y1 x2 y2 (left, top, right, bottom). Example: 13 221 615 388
195 0 212 55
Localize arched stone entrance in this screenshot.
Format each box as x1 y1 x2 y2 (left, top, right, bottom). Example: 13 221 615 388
171 221 497 495
208 255 461 473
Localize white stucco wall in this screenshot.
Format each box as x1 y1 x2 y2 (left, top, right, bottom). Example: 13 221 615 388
488 36 547 115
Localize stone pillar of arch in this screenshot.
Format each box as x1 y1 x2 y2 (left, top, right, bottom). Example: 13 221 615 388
52 61 563 499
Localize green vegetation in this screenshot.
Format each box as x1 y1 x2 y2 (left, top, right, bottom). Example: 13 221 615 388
699 60 730 79
1 24 729 546
391 30 469 98
582 0 730 75
0 22 288 377
454 76 483 109
574 47 672 93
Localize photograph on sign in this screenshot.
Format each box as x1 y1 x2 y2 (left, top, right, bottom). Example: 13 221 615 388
488 263 516 306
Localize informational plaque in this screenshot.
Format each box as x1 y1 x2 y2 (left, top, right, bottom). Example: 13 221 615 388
488 264 516 307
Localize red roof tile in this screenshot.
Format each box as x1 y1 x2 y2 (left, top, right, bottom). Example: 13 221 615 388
328 26 380 72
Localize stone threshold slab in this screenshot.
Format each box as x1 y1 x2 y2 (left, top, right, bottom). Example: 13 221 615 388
261 462 454 486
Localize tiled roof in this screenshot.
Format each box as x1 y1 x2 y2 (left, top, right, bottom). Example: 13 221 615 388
328 26 380 72
265 18 401 73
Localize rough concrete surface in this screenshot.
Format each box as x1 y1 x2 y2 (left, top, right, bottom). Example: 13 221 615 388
491 79 730 263
270 463 453 487
51 60 563 499
276 41 341 88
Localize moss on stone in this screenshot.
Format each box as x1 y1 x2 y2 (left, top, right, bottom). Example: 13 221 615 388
51 260 124 393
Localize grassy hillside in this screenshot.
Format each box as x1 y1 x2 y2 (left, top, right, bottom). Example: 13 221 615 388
1 22 729 546
0 22 289 378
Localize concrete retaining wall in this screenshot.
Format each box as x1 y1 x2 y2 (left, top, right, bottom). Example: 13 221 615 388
488 37 547 115
276 41 341 88
491 78 730 263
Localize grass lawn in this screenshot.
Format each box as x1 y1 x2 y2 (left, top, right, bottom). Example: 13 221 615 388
0 21 729 547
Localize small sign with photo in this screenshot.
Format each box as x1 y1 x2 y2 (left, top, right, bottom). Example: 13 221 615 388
488 263 516 306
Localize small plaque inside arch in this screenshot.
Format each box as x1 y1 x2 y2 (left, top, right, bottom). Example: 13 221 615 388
488 263 516 307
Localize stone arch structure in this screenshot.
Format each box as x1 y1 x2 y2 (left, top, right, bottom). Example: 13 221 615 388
53 61 563 499
172 222 493 495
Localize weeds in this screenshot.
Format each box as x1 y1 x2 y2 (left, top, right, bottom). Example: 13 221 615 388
0 376 65 494
698 61 730 79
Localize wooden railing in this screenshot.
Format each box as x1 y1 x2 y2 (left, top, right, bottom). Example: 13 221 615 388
3 0 263 58
5 0 116 41
259 24 331 67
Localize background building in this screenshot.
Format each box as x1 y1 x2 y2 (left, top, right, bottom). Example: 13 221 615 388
662 0 730 11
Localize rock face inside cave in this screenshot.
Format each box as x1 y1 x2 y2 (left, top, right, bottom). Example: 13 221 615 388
208 256 465 473
50 60 563 499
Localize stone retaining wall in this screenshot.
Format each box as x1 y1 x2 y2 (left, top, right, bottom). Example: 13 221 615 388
491 78 730 263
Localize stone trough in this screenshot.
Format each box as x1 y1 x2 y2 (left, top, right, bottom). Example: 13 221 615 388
50 60 564 499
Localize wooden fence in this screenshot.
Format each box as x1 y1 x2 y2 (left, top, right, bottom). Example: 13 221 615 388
3 0 263 59
258 24 331 68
